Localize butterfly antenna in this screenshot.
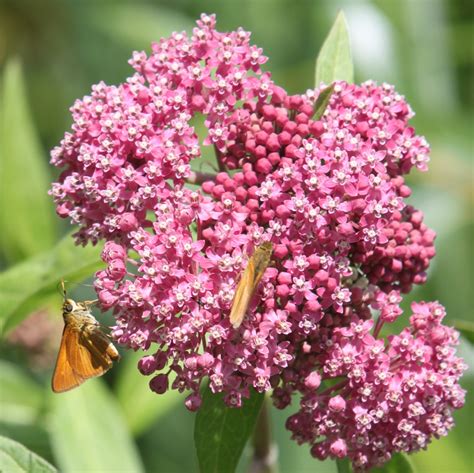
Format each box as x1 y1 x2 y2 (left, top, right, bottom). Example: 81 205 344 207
58 279 67 300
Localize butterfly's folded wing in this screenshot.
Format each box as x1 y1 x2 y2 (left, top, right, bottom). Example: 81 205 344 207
229 258 256 328
67 328 113 379
51 328 86 393
82 327 120 365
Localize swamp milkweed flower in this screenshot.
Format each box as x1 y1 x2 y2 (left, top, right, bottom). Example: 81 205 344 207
50 13 465 470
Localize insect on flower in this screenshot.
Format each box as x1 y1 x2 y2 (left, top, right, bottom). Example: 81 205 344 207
51 280 120 393
229 242 274 329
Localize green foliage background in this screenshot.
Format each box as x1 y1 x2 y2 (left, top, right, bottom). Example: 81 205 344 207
0 1 472 472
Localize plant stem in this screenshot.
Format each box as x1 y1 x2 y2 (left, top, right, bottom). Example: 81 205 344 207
373 316 384 338
213 144 227 172
248 397 278 473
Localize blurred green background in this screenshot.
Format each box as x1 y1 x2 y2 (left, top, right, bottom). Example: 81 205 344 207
0 0 472 472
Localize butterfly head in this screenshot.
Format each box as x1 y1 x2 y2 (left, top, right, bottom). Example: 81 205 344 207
62 298 78 314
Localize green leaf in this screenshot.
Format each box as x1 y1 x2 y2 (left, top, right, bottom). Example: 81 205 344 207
315 11 354 86
0 58 56 264
372 453 417 473
0 232 103 336
115 350 183 436
336 458 352 473
0 435 57 473
452 319 474 344
0 423 54 467
194 386 264 473
313 83 335 120
49 379 143 473
0 361 44 424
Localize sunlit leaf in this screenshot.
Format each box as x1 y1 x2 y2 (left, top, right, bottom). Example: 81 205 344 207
0 361 44 424
0 58 56 264
372 453 417 473
313 83 335 120
49 379 143 473
194 385 264 473
115 350 183 436
0 435 57 473
0 232 103 336
315 11 354 86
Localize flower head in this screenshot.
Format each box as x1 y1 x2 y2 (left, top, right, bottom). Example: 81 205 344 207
51 15 447 424
281 302 466 471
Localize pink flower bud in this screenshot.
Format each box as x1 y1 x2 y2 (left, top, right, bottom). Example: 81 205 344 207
255 158 272 174
138 355 157 375
185 356 198 370
244 171 258 186
155 352 167 370
149 374 168 394
278 131 292 146
198 352 214 368
212 184 225 198
266 133 280 151
261 105 276 120
185 393 202 411
329 439 347 458
304 300 321 312
118 212 138 231
267 152 280 165
304 372 321 390
276 284 290 298
106 259 126 280
310 443 328 460
273 244 288 258
275 205 291 219
102 241 126 262
277 272 292 285
98 290 118 307
202 181 215 194
328 395 346 412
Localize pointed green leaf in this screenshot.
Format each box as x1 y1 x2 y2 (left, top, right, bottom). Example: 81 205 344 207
452 319 474 344
0 58 56 263
372 453 417 473
194 386 264 473
313 83 335 120
315 11 354 86
115 350 183 435
0 435 57 473
49 379 143 473
0 232 103 336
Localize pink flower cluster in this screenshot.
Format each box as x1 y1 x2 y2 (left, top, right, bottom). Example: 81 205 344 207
49 14 465 470
283 302 466 471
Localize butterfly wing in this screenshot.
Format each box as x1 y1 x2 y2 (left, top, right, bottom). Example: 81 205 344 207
67 326 115 379
229 257 256 329
229 243 273 329
51 326 86 393
52 324 119 393
80 326 120 367
251 243 273 292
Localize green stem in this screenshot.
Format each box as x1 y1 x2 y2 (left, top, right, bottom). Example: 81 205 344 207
248 397 278 473
213 144 227 172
